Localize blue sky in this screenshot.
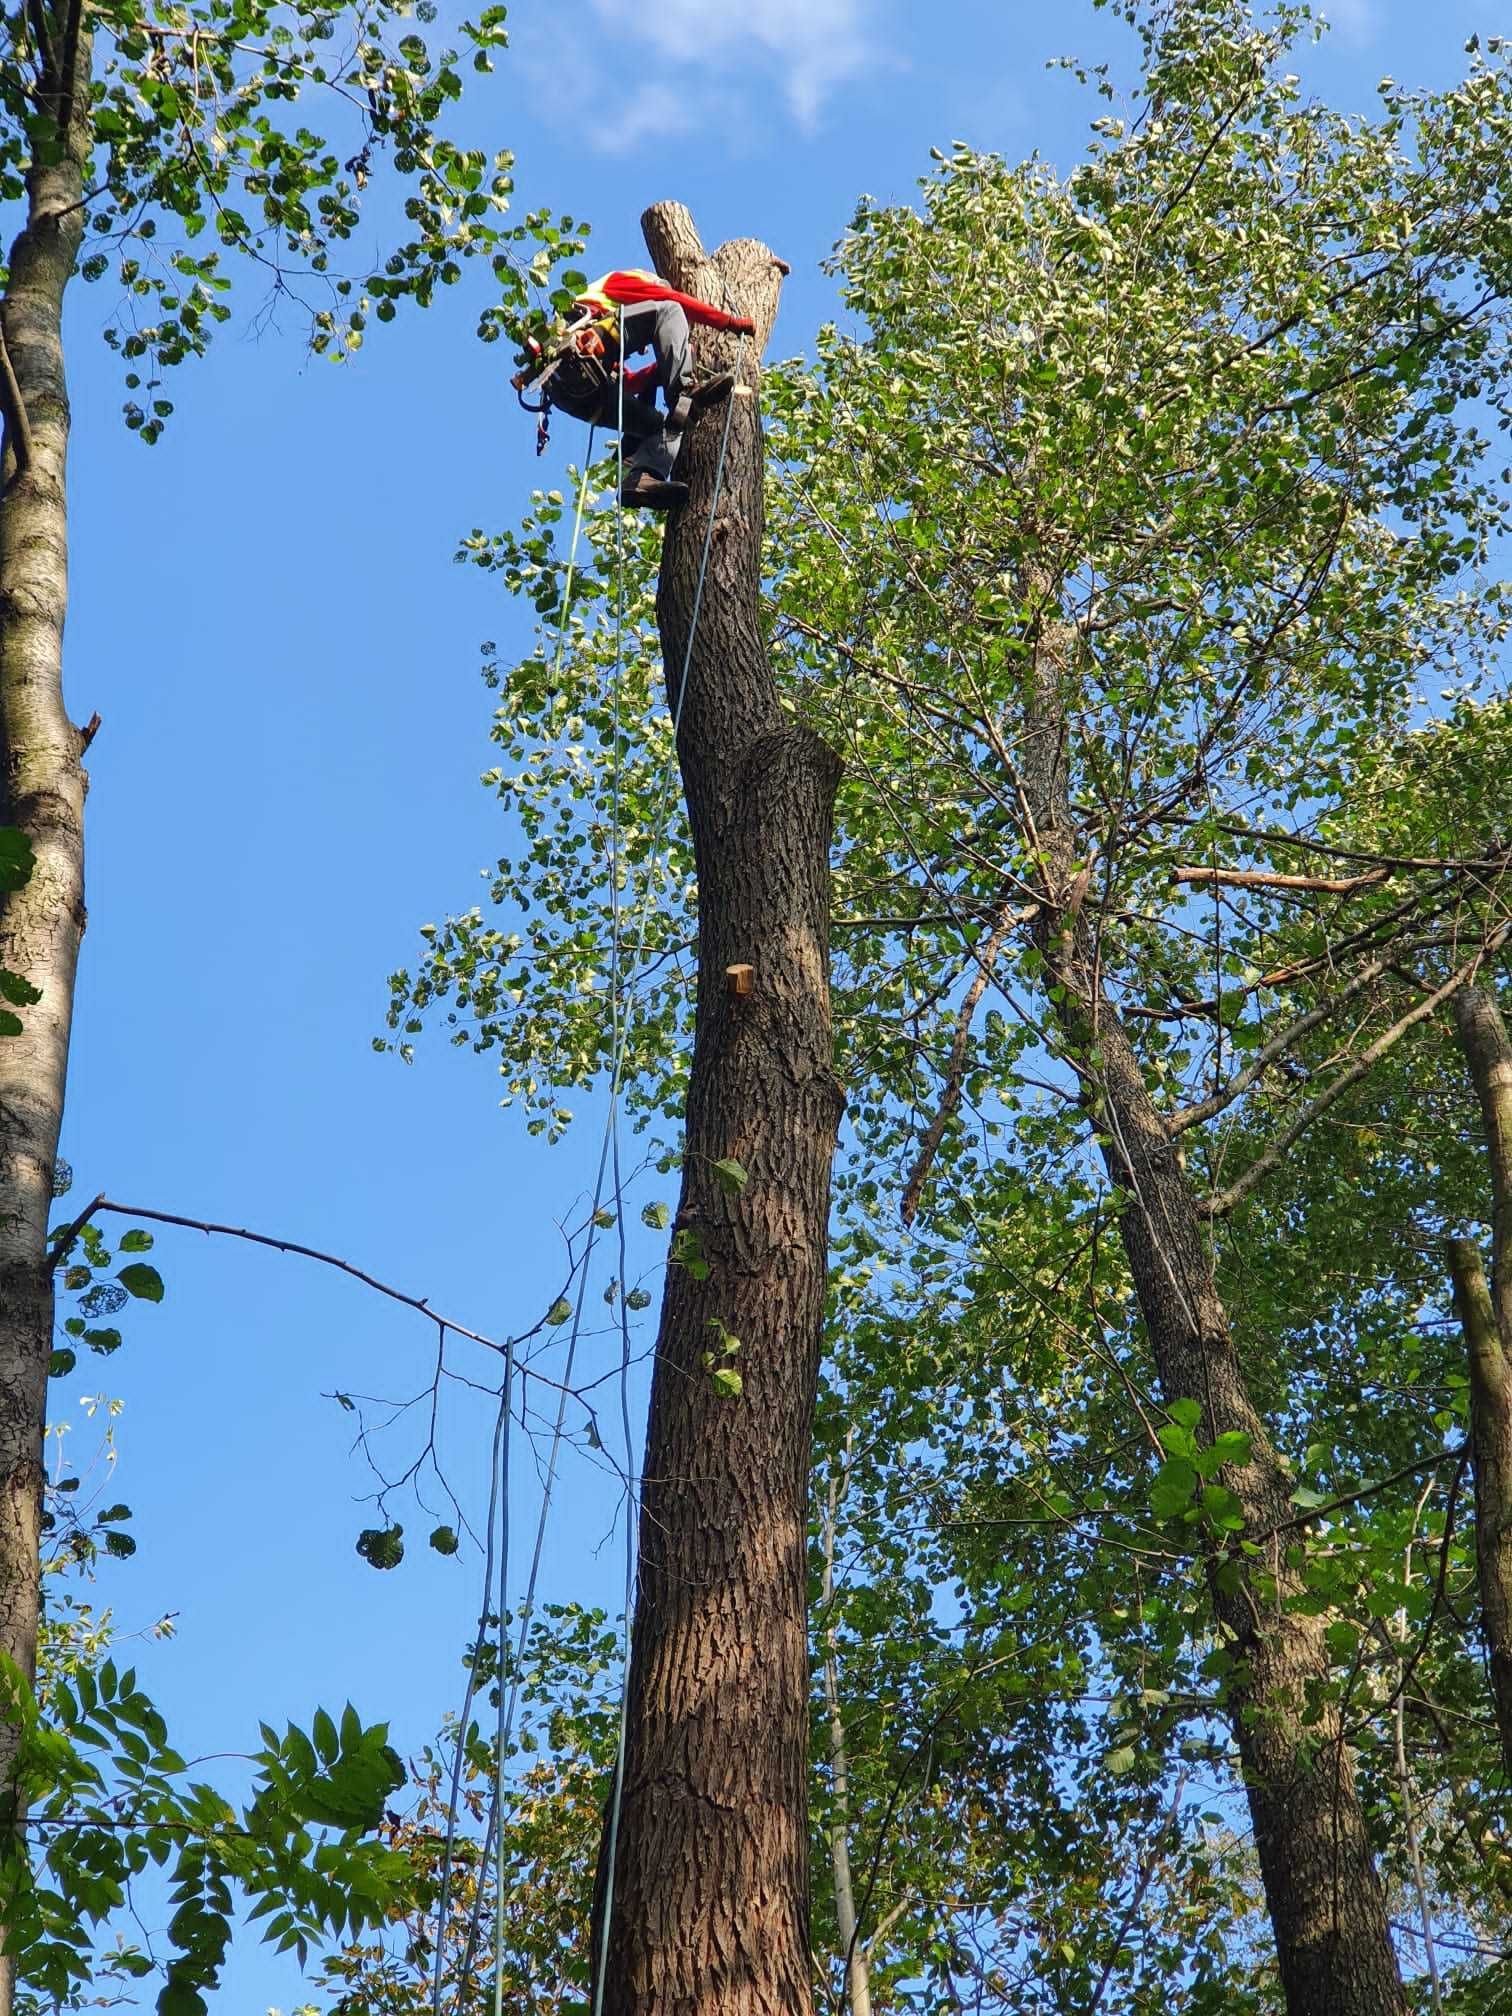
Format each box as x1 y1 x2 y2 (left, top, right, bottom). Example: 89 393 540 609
49 0 1505 2004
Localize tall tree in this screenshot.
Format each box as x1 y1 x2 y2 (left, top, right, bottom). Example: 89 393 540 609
0 6 570 2006
391 3 1512 2005
585 201 845 2016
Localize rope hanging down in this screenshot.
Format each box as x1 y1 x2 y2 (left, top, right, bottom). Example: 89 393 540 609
428 311 748 2016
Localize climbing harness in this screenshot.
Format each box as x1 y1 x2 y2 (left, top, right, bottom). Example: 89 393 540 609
433 305 750 2016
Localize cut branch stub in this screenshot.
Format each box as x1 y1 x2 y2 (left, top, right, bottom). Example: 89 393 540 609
641 199 787 377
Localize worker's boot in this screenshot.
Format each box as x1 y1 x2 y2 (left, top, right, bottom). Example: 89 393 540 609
667 373 737 430
620 470 690 510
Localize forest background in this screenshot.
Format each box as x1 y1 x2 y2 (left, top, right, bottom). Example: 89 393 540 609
45 0 1506 2006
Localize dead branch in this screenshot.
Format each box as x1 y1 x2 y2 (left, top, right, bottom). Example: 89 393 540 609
900 898 1027 1226
1172 865 1389 895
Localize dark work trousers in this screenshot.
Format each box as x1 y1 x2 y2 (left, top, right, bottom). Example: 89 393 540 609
593 299 692 480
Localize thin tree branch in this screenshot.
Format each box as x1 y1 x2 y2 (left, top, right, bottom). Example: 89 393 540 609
1168 932 1440 1139
1087 1773 1188 2014
900 899 1027 1227
0 314 34 474
1198 934 1509 1218
1266 1443 1469 1539
1128 805 1512 878
55 0 85 137
89 1197 513 1361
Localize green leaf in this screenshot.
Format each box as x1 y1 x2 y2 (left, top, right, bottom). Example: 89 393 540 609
1150 1456 1197 1520
1166 1398 1202 1430
159 1976 208 2016
0 828 34 894
1105 1745 1138 1777
1200 1484 1244 1532
117 1263 164 1303
670 1228 710 1282
355 1525 404 1570
641 1201 670 1231
1326 1619 1360 1658
311 1707 339 1764
711 1157 749 1195
118 1229 155 1253
710 1365 743 1399
429 1525 459 1555
0 967 40 1007
1210 1431 1254 1468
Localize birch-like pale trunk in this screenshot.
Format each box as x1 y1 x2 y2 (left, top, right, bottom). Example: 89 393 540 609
0 27 93 2014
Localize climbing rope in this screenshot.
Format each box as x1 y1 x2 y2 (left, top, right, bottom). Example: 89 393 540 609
427 1379 510 2016
431 306 749 2015
588 319 749 2016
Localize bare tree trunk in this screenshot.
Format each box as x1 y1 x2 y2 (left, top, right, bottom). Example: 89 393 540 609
589 204 843 2016
1013 598 1407 2016
0 30 92 2014
1446 984 1512 1774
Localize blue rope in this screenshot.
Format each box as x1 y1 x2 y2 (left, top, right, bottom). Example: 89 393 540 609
428 1388 509 2016
490 1329 515 2016
429 425 600 2015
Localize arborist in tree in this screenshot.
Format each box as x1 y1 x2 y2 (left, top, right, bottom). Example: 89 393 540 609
512 268 756 508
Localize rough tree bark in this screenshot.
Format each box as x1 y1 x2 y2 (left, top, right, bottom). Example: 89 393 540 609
0 25 93 2014
588 204 844 2016
1446 984 1512 1775
1014 592 1408 2015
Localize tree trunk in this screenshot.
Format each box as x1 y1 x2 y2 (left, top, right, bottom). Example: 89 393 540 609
1447 984 1512 1775
0 33 92 2014
589 204 843 2016
1014 599 1407 2016
821 1439 874 2016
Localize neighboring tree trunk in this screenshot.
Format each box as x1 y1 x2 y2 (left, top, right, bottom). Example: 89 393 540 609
589 204 844 2016
1446 983 1512 1775
0 30 93 2016
1014 591 1408 2016
821 1436 874 2016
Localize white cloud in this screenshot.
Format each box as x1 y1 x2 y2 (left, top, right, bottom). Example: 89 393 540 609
1320 0 1375 47
588 0 884 130
592 79 705 157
